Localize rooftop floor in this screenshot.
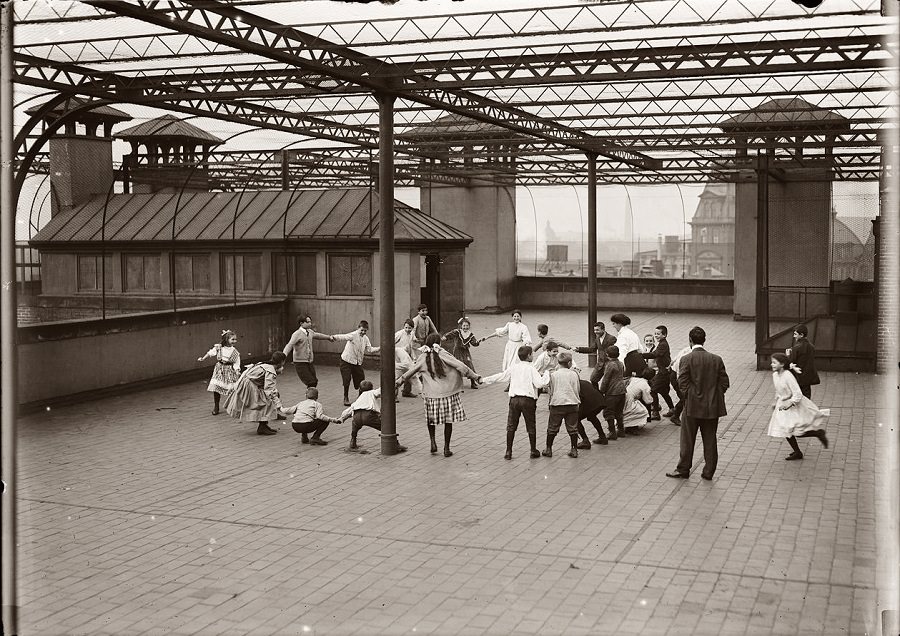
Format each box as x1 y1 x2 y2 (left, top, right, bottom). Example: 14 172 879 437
15 309 888 635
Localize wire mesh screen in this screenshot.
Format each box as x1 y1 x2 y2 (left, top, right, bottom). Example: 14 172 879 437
764 180 879 343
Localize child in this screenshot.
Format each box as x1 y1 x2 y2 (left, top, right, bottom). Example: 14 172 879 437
339 380 407 452
534 323 572 352
396 333 480 457
767 353 829 460
668 343 692 425
483 309 533 373
395 319 420 397
332 320 380 406
622 368 655 434
198 329 241 415
282 314 334 390
223 351 286 436
481 345 550 460
542 352 582 458
411 304 440 350
280 387 341 445
598 345 626 440
576 379 608 447
442 317 483 389
642 325 674 420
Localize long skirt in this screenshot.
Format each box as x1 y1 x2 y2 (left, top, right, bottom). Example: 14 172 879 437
767 397 829 438
622 397 650 428
424 393 466 427
223 376 278 423
501 340 523 371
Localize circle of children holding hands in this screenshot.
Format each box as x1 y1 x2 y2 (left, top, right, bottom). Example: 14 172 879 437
198 310 829 475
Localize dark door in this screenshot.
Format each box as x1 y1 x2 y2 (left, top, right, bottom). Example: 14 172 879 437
420 253 441 331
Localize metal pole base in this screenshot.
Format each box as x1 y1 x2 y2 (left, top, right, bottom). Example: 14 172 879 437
379 433 406 456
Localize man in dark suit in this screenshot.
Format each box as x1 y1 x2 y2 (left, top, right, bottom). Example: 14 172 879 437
574 321 617 390
666 326 730 481
786 324 819 399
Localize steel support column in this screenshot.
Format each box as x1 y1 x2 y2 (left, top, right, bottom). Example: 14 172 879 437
377 93 402 456
1 5 19 635
586 154 598 365
754 152 770 357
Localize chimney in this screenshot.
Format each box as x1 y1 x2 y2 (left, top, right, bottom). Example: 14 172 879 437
115 114 224 193
26 98 132 217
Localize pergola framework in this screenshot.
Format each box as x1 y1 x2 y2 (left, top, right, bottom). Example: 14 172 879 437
6 0 900 457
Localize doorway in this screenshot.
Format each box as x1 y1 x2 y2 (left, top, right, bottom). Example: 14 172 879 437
420 253 442 330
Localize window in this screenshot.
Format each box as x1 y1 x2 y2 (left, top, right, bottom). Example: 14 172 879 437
273 253 317 295
124 254 161 292
77 254 116 291
174 254 211 292
328 253 372 296
221 253 262 293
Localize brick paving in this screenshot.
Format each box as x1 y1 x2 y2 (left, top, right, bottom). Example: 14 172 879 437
16 309 882 635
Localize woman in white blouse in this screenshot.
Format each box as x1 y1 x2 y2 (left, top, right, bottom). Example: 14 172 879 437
610 313 646 377
484 309 533 372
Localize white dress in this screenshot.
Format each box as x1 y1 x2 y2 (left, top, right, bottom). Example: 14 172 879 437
766 370 830 438
622 377 653 428
495 322 532 371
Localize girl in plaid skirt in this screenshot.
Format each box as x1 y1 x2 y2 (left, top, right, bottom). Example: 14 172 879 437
198 329 241 415
396 333 481 457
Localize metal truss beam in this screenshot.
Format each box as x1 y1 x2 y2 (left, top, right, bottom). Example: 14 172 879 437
18 1 881 55
83 0 659 169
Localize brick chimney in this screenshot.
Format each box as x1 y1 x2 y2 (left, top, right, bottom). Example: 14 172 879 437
26 97 132 217
116 114 223 193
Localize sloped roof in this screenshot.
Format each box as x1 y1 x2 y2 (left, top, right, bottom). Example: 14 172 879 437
115 114 224 145
720 98 849 130
24 96 132 122
30 188 472 245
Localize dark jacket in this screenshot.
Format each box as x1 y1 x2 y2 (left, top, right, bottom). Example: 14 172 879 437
575 333 617 369
598 359 626 396
788 339 820 387
641 338 671 368
677 347 729 419
578 379 606 418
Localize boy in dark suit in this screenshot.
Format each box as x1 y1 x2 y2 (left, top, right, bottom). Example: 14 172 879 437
642 325 674 420
786 324 820 399
667 326 730 481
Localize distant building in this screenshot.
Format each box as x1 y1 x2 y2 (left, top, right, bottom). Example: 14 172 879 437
689 183 735 278
831 215 875 281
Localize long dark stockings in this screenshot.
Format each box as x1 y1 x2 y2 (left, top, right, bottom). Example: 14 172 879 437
786 436 801 453
213 392 221 410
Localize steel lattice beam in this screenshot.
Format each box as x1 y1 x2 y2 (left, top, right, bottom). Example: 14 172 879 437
83 0 659 168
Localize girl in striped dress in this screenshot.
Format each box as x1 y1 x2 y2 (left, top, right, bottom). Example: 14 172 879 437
198 329 241 415
396 333 480 457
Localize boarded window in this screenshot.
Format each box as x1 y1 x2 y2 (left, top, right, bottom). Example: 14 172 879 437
273 253 317 295
77 254 116 291
124 254 161 292
328 253 371 296
221 253 263 293
174 254 211 292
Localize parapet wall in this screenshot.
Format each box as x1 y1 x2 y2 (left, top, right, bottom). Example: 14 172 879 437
18 300 288 410
515 276 734 313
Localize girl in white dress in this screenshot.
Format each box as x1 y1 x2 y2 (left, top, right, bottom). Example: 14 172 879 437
198 329 241 415
767 353 829 460
484 309 533 372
